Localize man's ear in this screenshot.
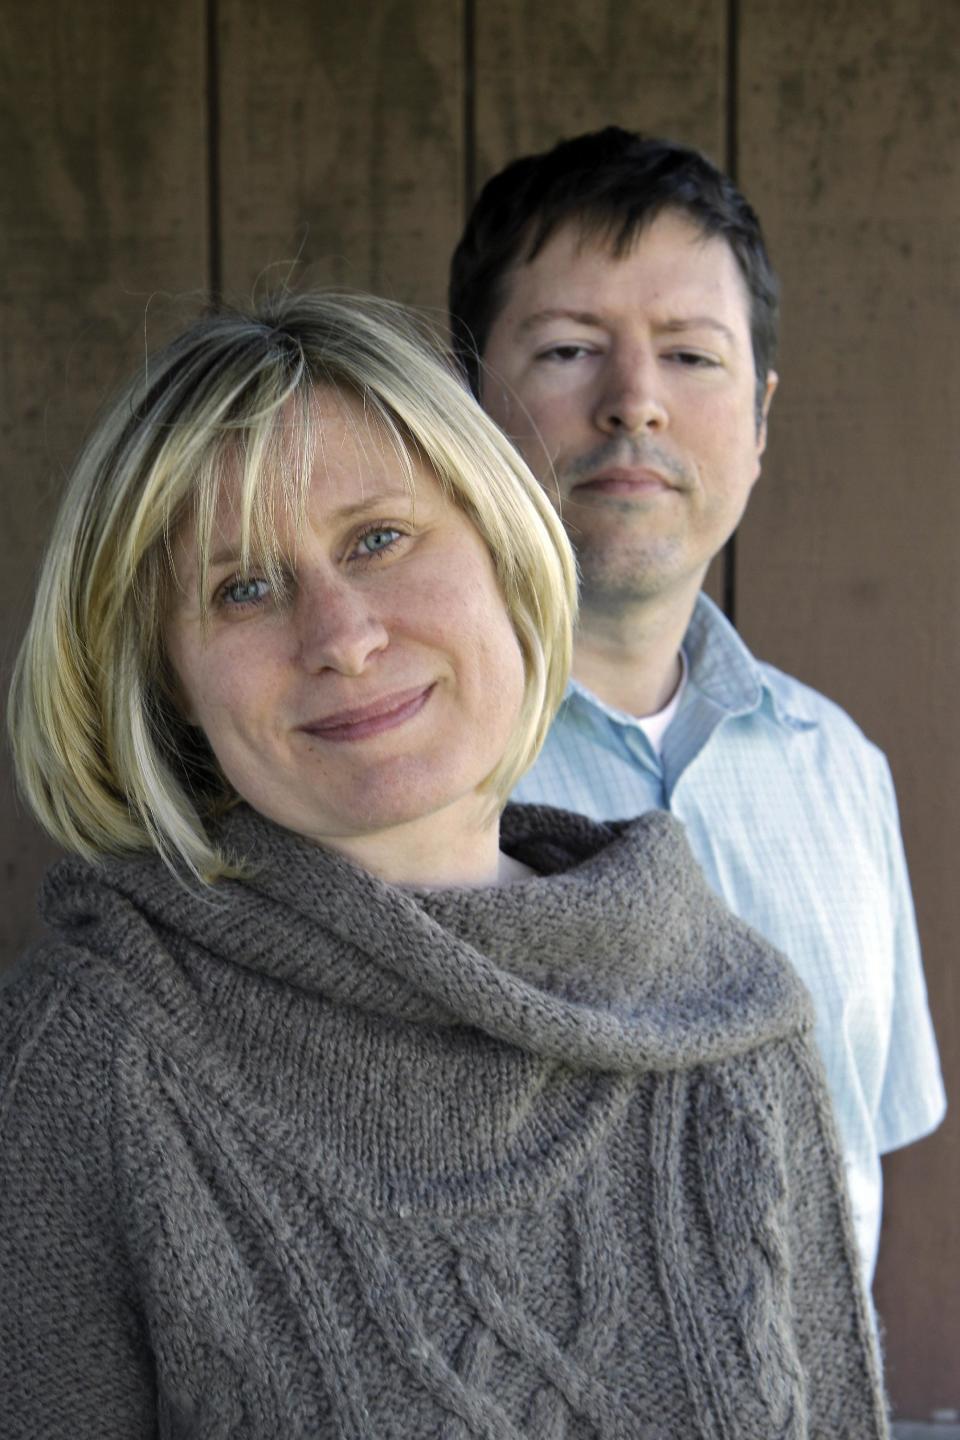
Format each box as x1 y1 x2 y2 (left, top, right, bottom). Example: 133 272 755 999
756 370 779 457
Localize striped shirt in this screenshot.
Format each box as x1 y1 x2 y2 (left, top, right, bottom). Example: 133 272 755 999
513 594 946 1281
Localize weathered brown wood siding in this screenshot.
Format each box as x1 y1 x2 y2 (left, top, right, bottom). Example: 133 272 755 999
217 0 465 305
0 0 210 951
736 1 960 1415
0 0 955 1416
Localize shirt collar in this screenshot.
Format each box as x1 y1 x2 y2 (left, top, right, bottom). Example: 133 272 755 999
684 594 818 731
565 593 818 733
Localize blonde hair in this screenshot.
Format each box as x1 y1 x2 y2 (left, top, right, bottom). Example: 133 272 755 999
8 291 576 880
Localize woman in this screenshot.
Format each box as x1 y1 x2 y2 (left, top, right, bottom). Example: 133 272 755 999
2 293 886 1437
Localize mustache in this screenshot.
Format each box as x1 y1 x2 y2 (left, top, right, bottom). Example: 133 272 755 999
561 438 691 488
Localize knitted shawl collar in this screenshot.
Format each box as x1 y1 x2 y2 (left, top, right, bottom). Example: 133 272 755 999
37 804 811 1216
40 802 808 1075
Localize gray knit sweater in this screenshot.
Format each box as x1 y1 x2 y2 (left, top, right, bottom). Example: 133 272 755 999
0 803 887 1439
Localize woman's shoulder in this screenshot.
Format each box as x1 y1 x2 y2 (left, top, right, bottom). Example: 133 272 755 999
0 940 130 1226
0 850 188 1125
501 801 815 1063
1 935 121 1100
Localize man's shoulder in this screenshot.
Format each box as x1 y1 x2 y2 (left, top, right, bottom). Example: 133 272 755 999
687 598 891 768
752 658 887 763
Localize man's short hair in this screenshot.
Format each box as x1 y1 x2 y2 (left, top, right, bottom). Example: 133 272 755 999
449 126 779 418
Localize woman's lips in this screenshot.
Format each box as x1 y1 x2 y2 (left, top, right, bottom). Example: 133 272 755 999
299 685 434 742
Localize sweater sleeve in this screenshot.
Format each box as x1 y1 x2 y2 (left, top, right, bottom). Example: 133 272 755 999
0 954 157 1438
778 1032 891 1439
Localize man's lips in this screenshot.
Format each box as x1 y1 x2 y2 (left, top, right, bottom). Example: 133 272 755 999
299 685 434 742
571 467 675 497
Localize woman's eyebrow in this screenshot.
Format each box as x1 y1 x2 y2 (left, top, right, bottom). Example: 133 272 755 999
203 487 416 569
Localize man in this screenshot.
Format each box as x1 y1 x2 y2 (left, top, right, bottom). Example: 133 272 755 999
449 126 945 1284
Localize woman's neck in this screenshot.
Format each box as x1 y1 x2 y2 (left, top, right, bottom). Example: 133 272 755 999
310 796 530 890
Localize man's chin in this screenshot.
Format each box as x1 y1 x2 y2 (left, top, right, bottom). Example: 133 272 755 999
574 540 694 609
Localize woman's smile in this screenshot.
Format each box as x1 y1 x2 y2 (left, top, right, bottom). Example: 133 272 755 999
298 683 435 742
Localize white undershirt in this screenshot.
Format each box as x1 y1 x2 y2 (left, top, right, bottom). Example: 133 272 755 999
636 650 688 756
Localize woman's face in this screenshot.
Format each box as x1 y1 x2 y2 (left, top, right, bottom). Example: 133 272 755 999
165 389 526 879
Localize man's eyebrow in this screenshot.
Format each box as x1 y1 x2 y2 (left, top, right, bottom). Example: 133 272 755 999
514 309 738 344
656 316 737 343
515 308 606 334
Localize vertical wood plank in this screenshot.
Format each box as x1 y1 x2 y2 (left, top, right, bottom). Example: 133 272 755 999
217 0 464 314
0 1 208 965
471 0 730 603
736 0 960 1413
473 0 727 180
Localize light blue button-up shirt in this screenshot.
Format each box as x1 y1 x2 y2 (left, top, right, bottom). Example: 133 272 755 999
513 594 946 1281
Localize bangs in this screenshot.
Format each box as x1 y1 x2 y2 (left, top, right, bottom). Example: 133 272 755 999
189 387 315 621
166 381 419 624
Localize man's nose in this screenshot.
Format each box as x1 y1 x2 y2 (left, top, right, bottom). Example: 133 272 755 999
295 577 389 676
593 350 668 435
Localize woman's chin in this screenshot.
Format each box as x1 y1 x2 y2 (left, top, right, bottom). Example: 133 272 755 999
250 778 490 858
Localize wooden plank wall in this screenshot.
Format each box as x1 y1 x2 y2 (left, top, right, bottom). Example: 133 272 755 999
0 0 210 952
217 0 465 307
0 0 956 1417
737 1 960 1414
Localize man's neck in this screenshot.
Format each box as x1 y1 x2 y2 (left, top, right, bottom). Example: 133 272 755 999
571 588 700 718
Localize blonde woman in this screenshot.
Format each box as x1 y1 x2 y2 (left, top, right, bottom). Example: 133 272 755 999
2 293 886 1437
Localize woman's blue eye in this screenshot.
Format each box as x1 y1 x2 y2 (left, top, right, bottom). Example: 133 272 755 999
221 576 271 607
359 528 401 555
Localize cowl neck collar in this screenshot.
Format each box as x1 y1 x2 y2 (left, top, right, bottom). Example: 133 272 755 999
41 802 809 1076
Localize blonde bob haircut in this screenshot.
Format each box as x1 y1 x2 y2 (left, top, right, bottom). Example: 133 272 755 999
8 291 576 881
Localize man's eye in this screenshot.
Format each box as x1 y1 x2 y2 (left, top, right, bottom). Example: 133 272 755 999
537 344 593 363
669 350 720 368
218 576 272 608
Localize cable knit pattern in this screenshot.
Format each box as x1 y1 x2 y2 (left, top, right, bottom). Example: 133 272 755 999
0 803 888 1438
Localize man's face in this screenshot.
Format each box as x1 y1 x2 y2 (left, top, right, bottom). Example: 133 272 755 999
479 209 777 615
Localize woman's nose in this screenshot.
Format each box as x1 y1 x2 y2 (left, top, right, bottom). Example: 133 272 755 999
295 578 389 676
